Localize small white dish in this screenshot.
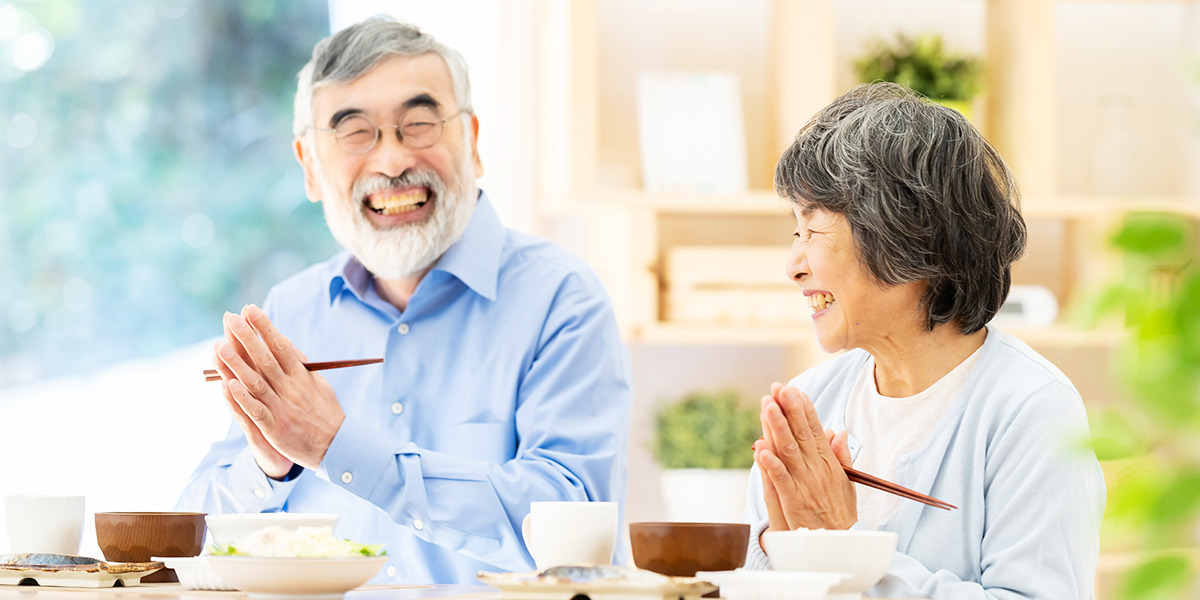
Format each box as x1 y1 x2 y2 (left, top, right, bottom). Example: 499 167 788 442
153 556 234 591
206 555 386 599
477 566 717 600
761 529 897 598
695 570 849 600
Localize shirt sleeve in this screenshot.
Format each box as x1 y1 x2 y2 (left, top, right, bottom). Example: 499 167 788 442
175 291 304 518
175 419 300 515
741 465 773 570
873 381 1105 600
316 271 633 571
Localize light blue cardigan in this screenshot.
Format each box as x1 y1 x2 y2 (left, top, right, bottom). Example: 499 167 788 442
743 326 1105 599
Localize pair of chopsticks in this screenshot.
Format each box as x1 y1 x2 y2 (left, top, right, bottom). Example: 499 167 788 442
842 464 956 510
754 437 956 510
203 358 384 382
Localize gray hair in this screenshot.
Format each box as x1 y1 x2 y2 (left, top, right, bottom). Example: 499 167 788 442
292 15 473 138
775 82 1027 335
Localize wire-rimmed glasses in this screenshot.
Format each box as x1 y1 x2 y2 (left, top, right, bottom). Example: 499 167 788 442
315 107 468 154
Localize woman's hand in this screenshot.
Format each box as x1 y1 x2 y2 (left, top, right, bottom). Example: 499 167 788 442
754 384 857 531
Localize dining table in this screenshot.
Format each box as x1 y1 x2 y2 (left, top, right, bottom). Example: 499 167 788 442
0 582 921 600
2 583 482 599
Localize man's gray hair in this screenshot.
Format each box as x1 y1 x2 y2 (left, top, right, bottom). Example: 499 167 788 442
292 16 473 138
775 82 1027 334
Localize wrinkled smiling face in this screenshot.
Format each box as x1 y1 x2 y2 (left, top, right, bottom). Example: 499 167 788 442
296 53 483 279
786 204 925 354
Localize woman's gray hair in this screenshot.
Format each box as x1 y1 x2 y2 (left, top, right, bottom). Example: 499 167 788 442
775 82 1027 334
292 15 473 138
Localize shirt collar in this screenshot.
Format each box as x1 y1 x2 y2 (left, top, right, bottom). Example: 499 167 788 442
327 190 503 304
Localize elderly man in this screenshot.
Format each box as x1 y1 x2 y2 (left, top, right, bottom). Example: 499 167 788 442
178 17 633 585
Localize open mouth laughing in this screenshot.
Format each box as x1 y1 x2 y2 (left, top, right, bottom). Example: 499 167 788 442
367 188 429 215
808 292 835 313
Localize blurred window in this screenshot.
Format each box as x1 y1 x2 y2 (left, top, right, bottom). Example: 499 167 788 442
0 1 336 386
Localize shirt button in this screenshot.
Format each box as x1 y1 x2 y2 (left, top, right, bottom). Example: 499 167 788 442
341 472 353 484
386 566 397 578
413 519 425 531
397 323 410 335
391 402 404 415
253 488 265 499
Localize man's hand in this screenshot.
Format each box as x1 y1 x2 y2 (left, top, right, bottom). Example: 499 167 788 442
214 305 345 473
211 340 294 479
754 384 856 531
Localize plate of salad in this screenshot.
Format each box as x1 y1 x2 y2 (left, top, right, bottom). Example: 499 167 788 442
206 525 387 599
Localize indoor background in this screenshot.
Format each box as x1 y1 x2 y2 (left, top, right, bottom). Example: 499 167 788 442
1 1 1197 594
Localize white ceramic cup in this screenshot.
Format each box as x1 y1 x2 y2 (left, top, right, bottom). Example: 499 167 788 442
521 501 618 569
4 495 86 555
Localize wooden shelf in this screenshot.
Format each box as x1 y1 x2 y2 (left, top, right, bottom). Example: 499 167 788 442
551 0 1183 370
557 190 1200 220
1022 196 1200 220
570 190 791 216
630 321 811 346
627 320 1124 349
1002 324 1126 348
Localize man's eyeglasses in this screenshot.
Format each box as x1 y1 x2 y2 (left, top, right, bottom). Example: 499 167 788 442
315 107 468 154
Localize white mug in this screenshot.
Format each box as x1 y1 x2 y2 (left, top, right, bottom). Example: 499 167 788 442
5 495 86 555
521 501 618 569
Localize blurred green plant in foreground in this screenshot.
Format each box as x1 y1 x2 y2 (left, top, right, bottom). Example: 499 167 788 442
0 1 337 385
654 389 760 470
1079 212 1200 599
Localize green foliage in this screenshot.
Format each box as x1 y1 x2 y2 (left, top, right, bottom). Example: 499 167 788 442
854 33 984 101
0 1 337 384
653 389 760 470
1122 555 1192 600
1083 212 1200 598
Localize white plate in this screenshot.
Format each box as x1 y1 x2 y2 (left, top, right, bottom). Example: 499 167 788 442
478 566 717 600
695 570 850 600
206 555 387 599
154 556 235 591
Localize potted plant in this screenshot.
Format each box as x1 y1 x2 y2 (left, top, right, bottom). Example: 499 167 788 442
1080 212 1200 599
653 389 761 522
853 33 984 119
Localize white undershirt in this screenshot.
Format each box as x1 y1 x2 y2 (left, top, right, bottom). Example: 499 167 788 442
844 346 982 530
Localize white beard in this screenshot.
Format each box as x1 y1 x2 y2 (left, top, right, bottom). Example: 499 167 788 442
315 146 478 280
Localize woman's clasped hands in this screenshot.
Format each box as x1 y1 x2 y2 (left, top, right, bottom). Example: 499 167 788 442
753 383 857 532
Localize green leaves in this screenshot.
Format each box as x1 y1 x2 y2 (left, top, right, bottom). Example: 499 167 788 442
1086 211 1200 598
1122 555 1193 600
853 33 984 102
654 390 760 469
1111 213 1192 257
1089 412 1145 461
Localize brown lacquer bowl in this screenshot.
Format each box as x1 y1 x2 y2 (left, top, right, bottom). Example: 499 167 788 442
95 512 206 582
629 521 750 577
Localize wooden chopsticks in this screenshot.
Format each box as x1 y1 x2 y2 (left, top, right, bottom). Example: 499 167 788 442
754 437 956 510
843 464 956 510
203 358 385 382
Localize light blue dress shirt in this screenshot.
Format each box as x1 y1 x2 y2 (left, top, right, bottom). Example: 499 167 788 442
178 193 633 585
743 326 1105 599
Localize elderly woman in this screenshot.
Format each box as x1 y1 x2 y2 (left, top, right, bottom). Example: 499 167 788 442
745 82 1105 599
